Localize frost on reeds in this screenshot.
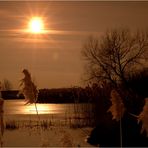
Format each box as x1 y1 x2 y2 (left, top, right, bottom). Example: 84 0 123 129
19 69 38 104
138 98 148 137
108 89 125 122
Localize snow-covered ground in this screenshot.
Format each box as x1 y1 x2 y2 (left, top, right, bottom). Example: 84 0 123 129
3 120 92 147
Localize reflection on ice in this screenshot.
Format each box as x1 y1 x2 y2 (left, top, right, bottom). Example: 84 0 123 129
4 100 65 115
24 103 64 114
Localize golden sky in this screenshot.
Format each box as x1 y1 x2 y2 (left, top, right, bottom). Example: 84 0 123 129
0 1 148 89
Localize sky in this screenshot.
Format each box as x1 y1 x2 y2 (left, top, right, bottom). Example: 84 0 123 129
0 1 148 89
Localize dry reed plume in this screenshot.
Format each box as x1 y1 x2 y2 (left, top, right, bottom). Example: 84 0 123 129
108 89 125 121
19 69 38 104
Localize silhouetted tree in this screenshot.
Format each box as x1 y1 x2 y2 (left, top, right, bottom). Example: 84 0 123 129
82 28 148 87
83 28 148 147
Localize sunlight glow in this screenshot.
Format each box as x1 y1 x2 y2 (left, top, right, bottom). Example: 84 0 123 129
28 17 44 34
22 103 63 114
26 104 51 114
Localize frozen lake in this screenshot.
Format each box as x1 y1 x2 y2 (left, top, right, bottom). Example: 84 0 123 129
4 99 68 115
4 99 94 121
4 99 93 114
2 100 93 147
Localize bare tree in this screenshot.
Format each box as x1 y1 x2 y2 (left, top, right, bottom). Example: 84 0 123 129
82 28 148 87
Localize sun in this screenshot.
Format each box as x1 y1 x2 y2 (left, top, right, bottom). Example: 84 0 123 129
28 17 44 34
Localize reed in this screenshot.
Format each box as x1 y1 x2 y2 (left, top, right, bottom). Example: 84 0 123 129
19 69 44 141
19 69 38 104
5 120 18 130
71 87 95 127
0 98 4 147
108 89 125 147
108 89 125 122
138 98 148 137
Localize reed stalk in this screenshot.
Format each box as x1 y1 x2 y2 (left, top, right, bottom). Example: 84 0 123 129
108 89 125 147
0 98 4 147
19 69 42 137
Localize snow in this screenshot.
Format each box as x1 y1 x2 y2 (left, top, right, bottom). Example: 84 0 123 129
2 115 93 147
3 123 92 147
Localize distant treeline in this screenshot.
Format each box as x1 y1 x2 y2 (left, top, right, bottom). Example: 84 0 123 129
1 87 92 103
1 68 148 106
